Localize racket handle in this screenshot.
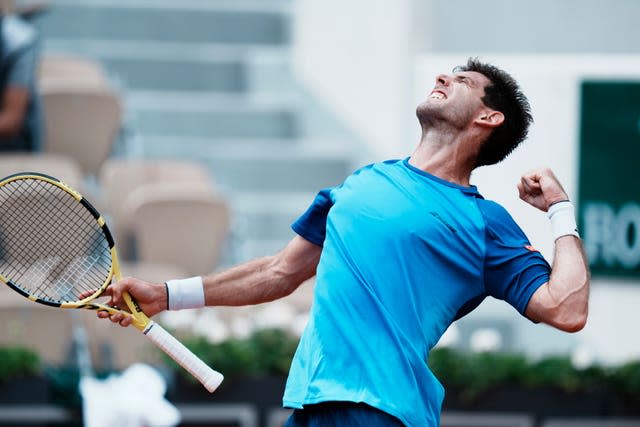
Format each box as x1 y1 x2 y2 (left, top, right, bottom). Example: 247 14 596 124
144 321 224 392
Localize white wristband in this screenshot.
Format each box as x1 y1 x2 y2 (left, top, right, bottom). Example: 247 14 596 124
166 276 205 311
547 200 580 241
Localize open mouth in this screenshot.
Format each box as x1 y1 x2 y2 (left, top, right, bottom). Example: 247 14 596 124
429 90 446 100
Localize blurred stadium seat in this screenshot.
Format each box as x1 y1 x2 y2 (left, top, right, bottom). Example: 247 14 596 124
125 184 230 276
0 153 83 190
41 85 122 176
98 158 217 260
39 54 110 90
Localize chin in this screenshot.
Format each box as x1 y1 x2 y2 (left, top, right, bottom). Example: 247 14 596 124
416 101 429 116
416 101 438 122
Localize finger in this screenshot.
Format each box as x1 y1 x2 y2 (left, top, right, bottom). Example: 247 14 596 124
108 312 126 324
119 316 133 327
98 287 116 307
539 167 558 183
521 175 542 195
78 290 95 300
539 174 568 200
517 181 527 200
108 280 126 308
521 174 538 188
520 176 532 194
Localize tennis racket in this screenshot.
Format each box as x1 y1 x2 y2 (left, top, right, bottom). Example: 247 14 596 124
0 172 223 392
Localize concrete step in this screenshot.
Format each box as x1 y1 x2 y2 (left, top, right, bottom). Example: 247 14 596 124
127 91 300 139
133 136 297 151
244 49 294 94
224 191 313 262
34 0 290 45
42 40 293 93
138 143 354 193
102 57 246 92
208 154 352 193
43 39 289 62
134 109 297 140
232 191 314 241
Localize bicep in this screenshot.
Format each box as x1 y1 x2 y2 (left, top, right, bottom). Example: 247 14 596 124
480 200 551 316
277 235 322 283
524 282 551 323
524 237 590 332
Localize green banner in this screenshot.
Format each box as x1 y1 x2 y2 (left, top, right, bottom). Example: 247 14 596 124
579 81 640 278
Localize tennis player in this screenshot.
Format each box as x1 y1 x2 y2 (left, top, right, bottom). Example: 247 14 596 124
101 58 589 426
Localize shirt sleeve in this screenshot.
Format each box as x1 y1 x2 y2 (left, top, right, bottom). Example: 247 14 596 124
291 188 335 247
3 16 38 88
7 44 37 88
480 201 551 317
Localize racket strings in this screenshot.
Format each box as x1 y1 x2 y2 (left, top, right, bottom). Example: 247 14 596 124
0 178 113 303
2 181 110 300
3 188 98 269
51 252 103 300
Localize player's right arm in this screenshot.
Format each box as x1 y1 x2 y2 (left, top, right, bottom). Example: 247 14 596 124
100 235 321 326
202 235 321 307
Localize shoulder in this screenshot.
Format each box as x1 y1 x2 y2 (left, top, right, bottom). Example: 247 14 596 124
476 198 528 242
476 198 512 221
353 159 401 173
339 159 403 187
347 159 404 181
2 15 38 52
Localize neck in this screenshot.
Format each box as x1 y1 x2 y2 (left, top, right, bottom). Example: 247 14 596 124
409 127 477 187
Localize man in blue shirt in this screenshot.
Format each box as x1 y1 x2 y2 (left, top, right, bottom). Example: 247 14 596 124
103 58 589 426
0 13 42 151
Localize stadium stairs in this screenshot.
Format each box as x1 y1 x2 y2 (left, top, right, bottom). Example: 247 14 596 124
32 0 361 263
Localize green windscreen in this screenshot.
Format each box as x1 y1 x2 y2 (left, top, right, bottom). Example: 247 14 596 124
578 81 640 278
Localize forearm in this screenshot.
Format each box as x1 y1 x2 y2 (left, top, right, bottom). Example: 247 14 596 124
202 255 303 306
101 257 306 326
201 236 320 306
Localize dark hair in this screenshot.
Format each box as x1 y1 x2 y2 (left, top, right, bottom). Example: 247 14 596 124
455 58 533 167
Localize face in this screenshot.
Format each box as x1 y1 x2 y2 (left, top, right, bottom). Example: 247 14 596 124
417 71 492 129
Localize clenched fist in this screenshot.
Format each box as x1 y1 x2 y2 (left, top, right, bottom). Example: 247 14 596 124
517 168 569 212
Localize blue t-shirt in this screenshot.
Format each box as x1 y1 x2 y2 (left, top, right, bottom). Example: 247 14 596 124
283 159 550 427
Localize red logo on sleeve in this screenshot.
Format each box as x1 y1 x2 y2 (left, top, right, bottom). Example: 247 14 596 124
524 245 539 252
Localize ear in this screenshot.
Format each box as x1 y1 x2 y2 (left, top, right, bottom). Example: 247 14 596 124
475 110 504 128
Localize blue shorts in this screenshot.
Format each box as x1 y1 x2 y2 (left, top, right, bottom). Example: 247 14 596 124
284 401 404 426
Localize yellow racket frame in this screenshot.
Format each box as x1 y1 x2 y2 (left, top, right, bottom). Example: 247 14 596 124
0 172 149 330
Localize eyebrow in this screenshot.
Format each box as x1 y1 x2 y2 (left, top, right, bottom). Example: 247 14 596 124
455 74 476 87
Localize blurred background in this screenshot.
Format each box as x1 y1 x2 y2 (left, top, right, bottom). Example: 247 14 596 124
0 0 638 426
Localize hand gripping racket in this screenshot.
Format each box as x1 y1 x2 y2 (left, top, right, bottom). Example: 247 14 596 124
0 172 223 392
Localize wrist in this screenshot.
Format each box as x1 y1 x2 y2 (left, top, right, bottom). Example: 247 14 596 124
547 198 570 209
547 200 580 241
165 276 205 310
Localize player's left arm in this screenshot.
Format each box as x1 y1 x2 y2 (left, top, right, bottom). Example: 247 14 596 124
518 168 590 332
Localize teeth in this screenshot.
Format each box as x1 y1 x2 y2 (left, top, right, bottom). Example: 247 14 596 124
430 92 444 100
